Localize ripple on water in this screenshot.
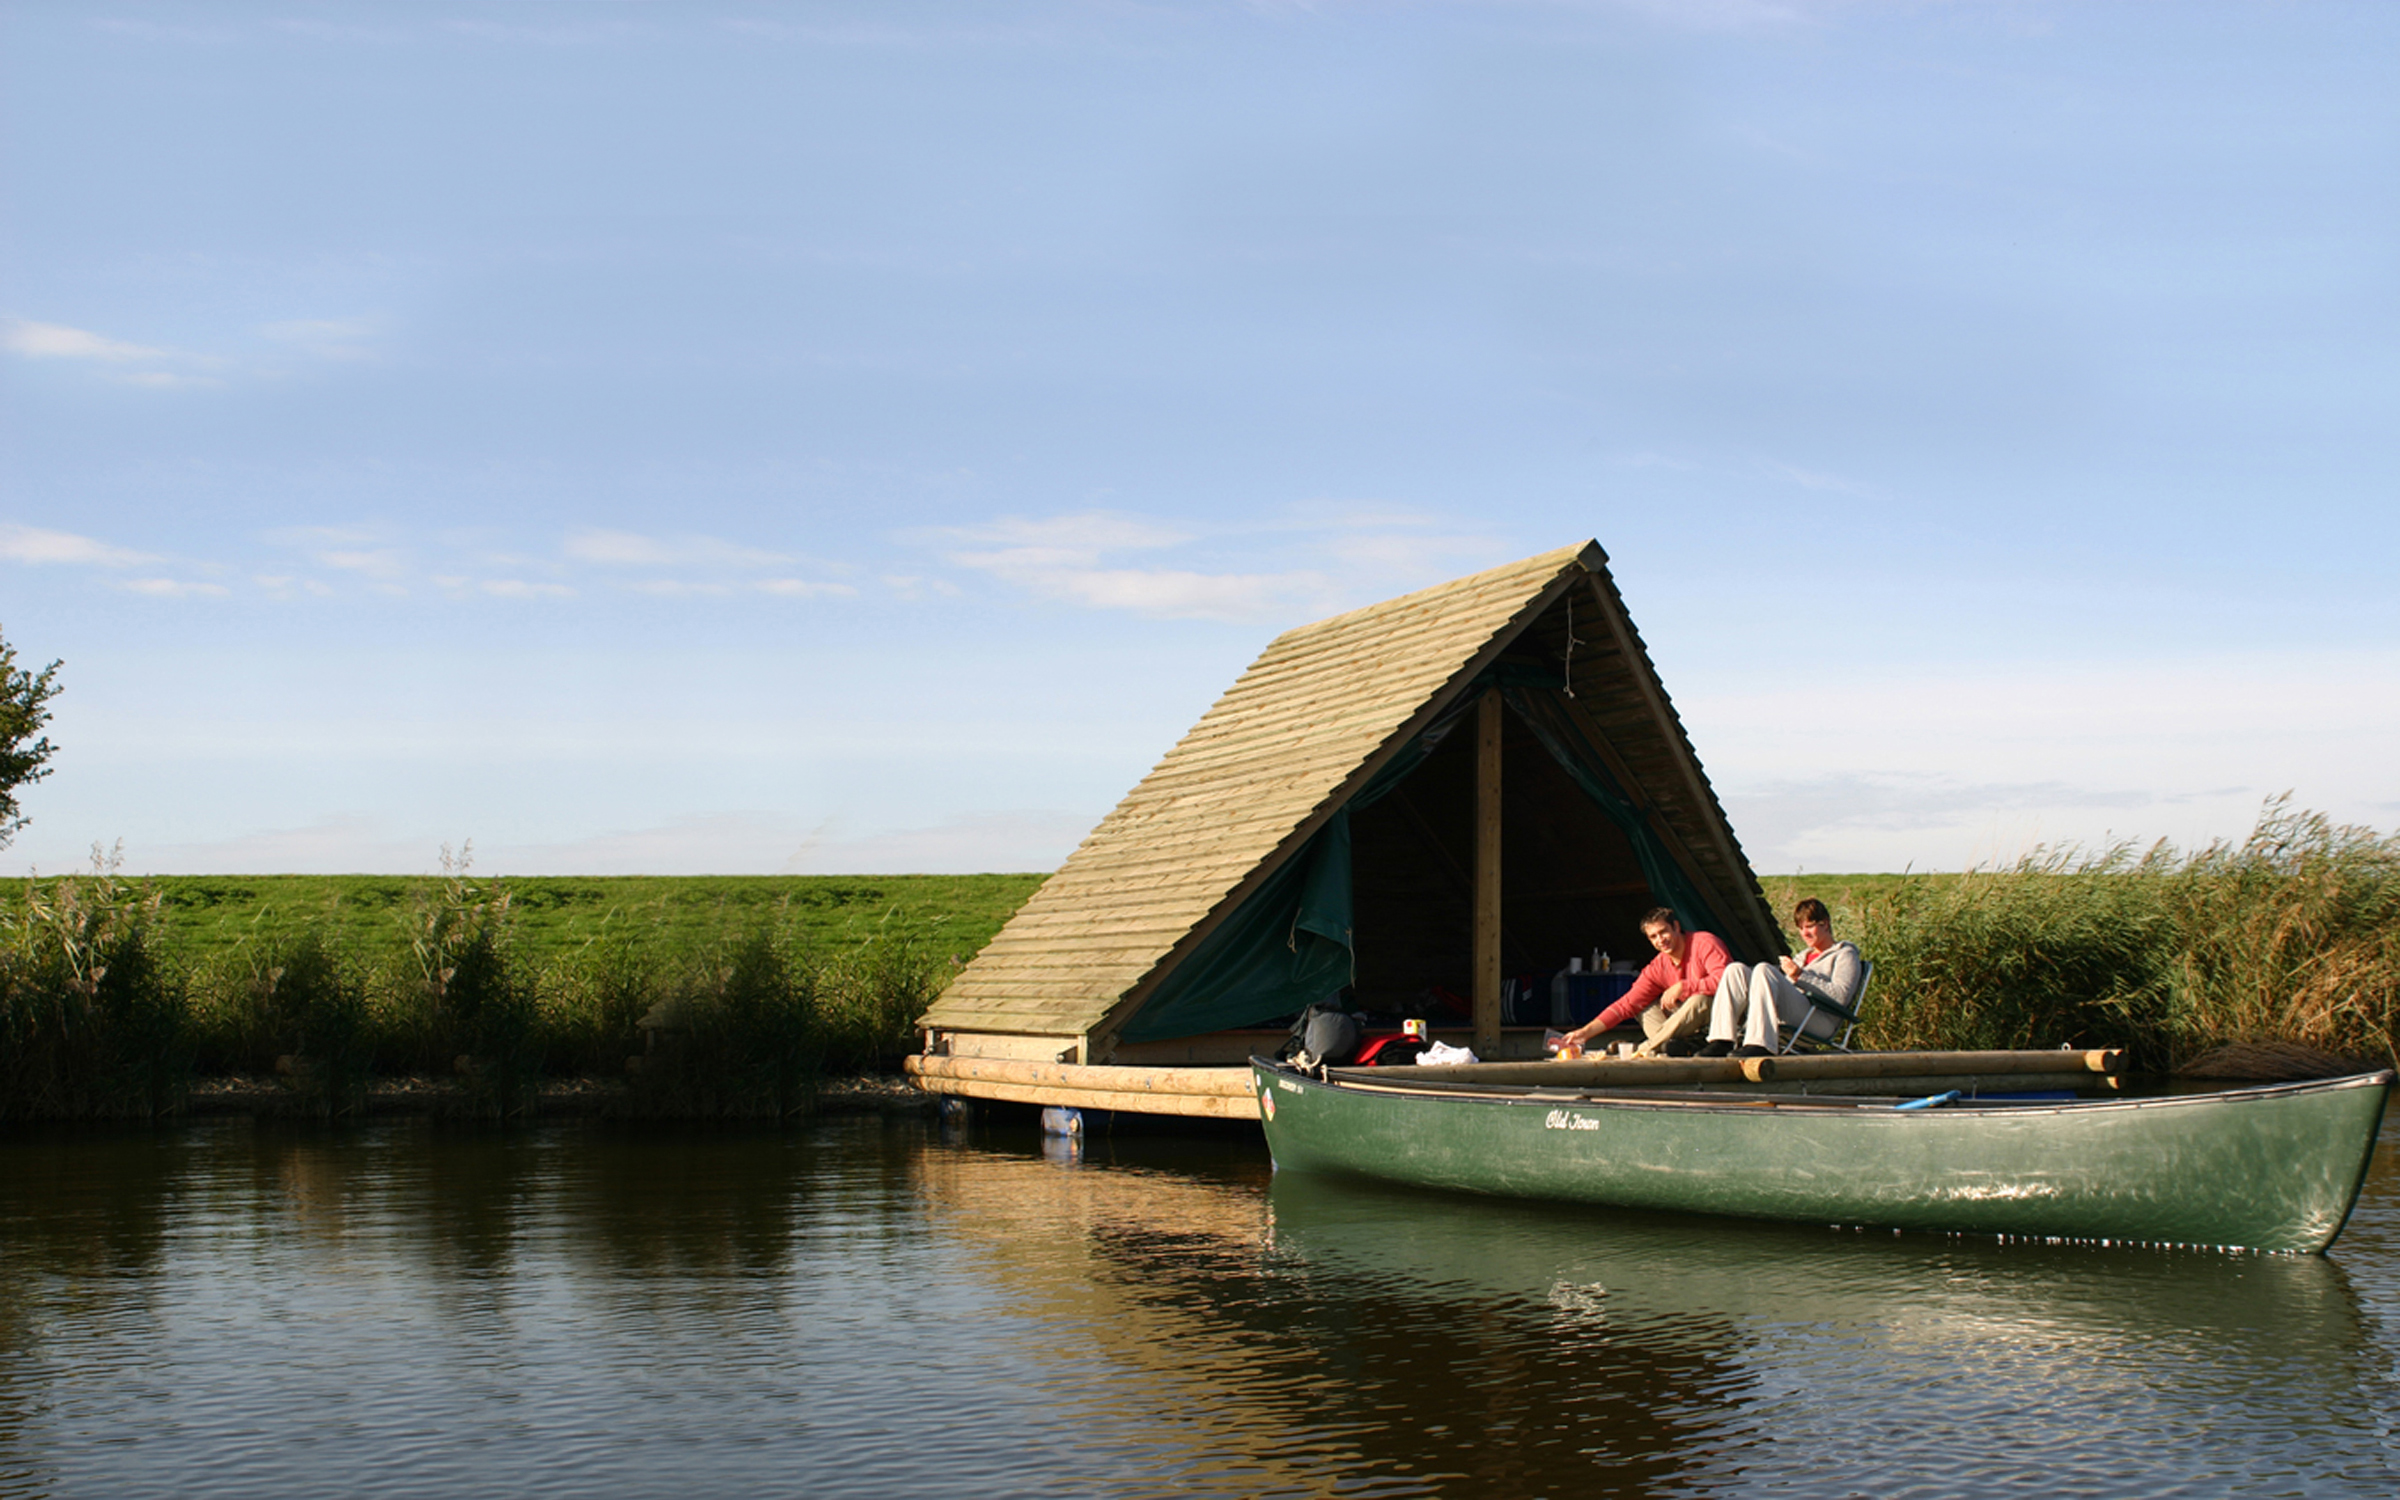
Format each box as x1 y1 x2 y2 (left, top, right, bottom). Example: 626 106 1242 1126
0 1116 2396 1498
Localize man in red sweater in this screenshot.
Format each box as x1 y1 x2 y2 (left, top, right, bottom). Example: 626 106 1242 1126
1559 907 1728 1054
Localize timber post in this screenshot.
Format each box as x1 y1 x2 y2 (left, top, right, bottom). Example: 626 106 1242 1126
1474 688 1502 1053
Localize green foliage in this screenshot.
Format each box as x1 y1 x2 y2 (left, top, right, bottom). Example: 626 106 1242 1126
0 847 187 1117
244 932 374 1117
628 930 825 1118
19 798 2384 1115
0 625 63 849
3 856 1020 1117
1764 799 2400 1069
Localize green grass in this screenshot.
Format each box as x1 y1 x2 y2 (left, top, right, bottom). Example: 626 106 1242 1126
7 798 2396 1119
1 863 1047 1119
140 872 1047 972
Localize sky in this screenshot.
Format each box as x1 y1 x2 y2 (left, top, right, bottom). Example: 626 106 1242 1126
3 0 2395 879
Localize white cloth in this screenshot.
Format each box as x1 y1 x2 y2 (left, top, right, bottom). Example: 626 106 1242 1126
1417 1041 1479 1066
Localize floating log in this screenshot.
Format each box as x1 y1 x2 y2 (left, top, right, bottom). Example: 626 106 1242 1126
1386 1049 2121 1089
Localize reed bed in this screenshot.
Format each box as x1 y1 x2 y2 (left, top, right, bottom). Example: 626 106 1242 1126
1764 800 2400 1072
3 851 962 1119
9 802 2395 1118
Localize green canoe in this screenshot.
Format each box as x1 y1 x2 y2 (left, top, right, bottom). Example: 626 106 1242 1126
1250 1059 2393 1254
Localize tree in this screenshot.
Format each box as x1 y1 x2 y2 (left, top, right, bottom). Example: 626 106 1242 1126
0 625 62 849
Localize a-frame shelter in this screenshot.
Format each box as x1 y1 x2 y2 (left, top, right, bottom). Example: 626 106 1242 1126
910 541 1781 1117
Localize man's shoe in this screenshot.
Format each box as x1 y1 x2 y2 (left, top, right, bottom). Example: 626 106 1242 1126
1732 1044 1775 1060
1698 1039 1734 1058
1661 1038 1702 1058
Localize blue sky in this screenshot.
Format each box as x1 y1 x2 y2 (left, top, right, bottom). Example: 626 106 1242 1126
3 0 2395 877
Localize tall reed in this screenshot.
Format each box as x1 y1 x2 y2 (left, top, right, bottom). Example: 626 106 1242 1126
1780 800 2400 1070
0 846 188 1117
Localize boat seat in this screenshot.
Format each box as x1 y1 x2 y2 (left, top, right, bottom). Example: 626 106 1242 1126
1778 959 1873 1055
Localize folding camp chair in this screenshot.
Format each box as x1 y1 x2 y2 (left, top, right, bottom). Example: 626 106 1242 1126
1778 959 1873 1054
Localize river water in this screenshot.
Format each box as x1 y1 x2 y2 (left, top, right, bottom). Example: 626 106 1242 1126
3 1105 2395 1499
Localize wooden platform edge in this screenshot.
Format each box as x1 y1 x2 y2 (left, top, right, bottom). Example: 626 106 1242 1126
906 1054 1263 1121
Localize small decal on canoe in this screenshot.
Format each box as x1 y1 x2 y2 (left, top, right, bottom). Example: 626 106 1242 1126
1545 1109 1601 1132
1277 1079 1302 1094
1260 1088 1276 1120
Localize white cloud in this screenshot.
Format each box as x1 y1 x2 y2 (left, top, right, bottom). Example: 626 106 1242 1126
120 578 232 598
881 574 964 601
933 509 1324 622
318 548 409 578
565 528 794 569
927 506 1515 623
0 523 158 568
1025 564 1336 621
565 528 855 599
481 579 574 599
3 319 173 363
120 371 221 390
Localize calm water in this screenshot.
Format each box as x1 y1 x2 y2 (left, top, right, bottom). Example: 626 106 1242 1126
3 1106 2396 1499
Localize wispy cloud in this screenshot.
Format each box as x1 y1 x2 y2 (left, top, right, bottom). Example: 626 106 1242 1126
3 319 175 363
922 506 1510 624
478 579 575 600
566 529 793 570
928 510 1330 622
0 523 159 568
564 527 852 599
121 578 233 599
7 313 378 387
263 525 414 585
2 521 233 597
259 318 379 360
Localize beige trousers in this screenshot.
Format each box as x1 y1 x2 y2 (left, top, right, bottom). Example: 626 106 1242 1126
1631 994 1710 1056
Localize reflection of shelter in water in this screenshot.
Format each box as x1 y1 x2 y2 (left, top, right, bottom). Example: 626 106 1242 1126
916 542 1779 1118
911 1135 1751 1494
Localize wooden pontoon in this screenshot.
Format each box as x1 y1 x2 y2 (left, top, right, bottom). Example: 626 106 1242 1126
911 541 1785 1117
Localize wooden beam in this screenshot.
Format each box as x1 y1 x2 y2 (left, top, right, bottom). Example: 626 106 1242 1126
1474 689 1503 1053
905 1053 1262 1120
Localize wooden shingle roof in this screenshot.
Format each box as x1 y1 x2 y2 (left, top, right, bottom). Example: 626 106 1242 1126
920 540 1774 1046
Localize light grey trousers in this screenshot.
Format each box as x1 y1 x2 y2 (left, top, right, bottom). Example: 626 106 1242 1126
1708 962 1836 1050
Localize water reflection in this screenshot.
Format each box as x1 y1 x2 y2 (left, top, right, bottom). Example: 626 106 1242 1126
0 1115 2392 1499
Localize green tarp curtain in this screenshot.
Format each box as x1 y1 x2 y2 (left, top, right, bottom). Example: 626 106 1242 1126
1498 683 1727 942
1114 707 1458 1044
1115 681 1738 1042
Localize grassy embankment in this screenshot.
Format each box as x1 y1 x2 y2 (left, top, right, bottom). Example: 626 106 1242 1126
3 801 2393 1119
0 862 1043 1119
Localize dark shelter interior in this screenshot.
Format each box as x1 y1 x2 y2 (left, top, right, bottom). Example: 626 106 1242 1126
1349 699 1661 1013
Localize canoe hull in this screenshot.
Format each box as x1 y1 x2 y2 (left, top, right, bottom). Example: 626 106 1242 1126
1251 1062 2392 1254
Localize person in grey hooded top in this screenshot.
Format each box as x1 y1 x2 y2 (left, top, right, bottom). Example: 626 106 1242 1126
1698 897 1863 1058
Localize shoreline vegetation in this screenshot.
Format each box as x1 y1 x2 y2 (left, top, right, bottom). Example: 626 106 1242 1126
4 802 2395 1121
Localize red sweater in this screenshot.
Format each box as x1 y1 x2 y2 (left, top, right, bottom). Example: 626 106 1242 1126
1594 931 1729 1032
